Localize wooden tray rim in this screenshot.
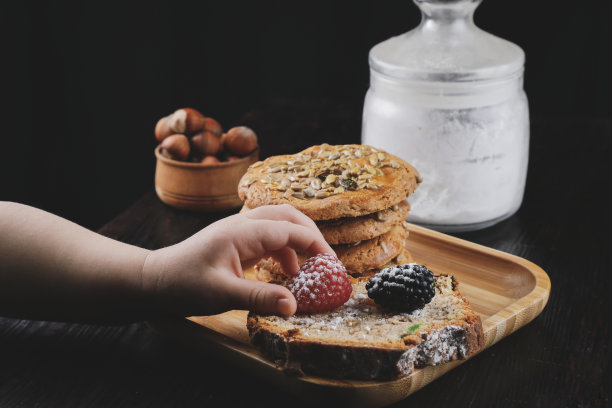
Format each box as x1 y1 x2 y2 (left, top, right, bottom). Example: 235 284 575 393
149 222 551 396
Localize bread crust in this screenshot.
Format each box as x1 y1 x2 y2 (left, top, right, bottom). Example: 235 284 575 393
255 224 407 278
248 318 484 380
247 276 484 380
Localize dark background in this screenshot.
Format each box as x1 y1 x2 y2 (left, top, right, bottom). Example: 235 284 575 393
1 0 611 230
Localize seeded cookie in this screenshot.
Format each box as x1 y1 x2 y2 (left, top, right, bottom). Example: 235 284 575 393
316 200 410 245
242 200 410 245
238 144 421 221
335 224 406 273
254 224 407 278
254 246 414 283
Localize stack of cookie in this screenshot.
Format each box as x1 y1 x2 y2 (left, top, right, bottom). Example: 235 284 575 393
238 144 421 279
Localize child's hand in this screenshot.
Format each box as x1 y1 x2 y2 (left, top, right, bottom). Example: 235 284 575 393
0 202 329 322
141 205 334 317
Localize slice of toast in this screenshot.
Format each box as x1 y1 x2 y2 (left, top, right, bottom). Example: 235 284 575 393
247 275 484 380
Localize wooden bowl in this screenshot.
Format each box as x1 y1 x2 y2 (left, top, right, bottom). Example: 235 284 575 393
154 146 259 211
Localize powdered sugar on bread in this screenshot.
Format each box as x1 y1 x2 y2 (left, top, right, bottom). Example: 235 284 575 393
256 275 469 344
247 274 484 379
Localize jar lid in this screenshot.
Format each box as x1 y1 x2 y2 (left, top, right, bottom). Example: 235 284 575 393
370 0 525 82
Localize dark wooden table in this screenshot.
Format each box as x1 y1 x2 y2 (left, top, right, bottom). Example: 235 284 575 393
1 104 610 407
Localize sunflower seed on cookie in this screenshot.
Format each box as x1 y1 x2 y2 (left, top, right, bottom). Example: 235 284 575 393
238 144 421 221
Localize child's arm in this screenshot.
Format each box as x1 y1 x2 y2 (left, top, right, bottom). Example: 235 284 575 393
0 202 332 323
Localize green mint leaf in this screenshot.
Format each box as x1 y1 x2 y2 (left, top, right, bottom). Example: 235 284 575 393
407 323 422 334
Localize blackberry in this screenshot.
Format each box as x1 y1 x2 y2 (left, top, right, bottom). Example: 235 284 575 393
365 263 435 312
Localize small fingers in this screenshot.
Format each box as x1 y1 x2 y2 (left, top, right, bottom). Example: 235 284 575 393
244 204 317 230
233 219 333 261
243 205 333 257
221 276 297 316
240 248 299 276
267 247 299 276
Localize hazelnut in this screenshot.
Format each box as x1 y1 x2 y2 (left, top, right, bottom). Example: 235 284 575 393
221 126 258 157
203 117 223 137
154 115 173 142
160 134 190 161
201 155 221 165
168 108 206 134
191 130 221 156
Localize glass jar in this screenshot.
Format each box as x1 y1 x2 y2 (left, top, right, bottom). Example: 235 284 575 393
362 0 529 232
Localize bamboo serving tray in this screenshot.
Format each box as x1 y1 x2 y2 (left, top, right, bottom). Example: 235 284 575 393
150 223 550 407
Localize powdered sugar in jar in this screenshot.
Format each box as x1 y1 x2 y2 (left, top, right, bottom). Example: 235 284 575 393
362 0 529 232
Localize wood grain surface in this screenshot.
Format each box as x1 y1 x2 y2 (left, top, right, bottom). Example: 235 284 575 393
150 222 550 407
0 106 611 407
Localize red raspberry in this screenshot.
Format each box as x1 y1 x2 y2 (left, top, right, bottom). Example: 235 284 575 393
286 254 352 314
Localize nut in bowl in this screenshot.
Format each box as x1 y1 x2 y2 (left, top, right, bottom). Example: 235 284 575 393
154 145 259 211
152 107 260 211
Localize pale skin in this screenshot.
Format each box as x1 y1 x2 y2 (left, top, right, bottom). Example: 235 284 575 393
0 202 334 323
